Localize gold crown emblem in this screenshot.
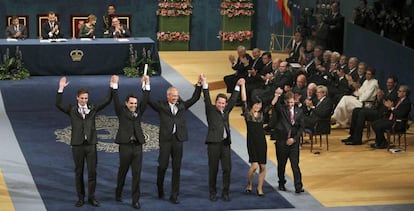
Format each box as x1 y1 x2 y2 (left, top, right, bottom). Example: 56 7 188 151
70 49 84 62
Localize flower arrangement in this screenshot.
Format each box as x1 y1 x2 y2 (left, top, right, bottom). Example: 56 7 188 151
123 44 159 77
218 30 253 42
220 0 254 18
156 0 193 17
157 31 190 42
0 46 30 80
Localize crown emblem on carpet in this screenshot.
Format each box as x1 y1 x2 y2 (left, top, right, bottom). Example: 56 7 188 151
55 115 160 153
70 49 84 62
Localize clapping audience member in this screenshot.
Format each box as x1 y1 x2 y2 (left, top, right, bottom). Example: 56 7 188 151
109 17 131 38
41 11 63 39
343 76 399 145
5 16 27 39
79 14 97 38
331 67 379 128
371 85 412 149
223 45 253 94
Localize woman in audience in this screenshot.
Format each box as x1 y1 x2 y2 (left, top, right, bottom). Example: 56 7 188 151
332 67 378 128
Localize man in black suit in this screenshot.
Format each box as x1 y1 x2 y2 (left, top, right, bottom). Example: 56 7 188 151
343 76 399 145
270 89 305 193
202 75 242 202
5 16 27 39
55 76 115 207
113 75 150 209
325 1 344 53
304 85 333 133
109 17 131 38
103 4 116 37
41 11 63 39
285 31 303 63
223 45 253 93
149 75 202 204
371 85 412 149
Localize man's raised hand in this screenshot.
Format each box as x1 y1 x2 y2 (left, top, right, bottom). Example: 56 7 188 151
59 76 69 90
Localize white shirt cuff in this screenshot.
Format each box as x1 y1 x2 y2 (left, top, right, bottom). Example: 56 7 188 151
203 83 208 89
144 84 150 91
58 89 63 93
234 85 240 92
111 83 118 89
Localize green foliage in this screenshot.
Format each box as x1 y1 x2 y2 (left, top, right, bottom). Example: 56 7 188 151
123 44 159 78
0 48 30 80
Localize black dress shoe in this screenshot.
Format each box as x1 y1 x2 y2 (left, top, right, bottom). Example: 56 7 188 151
344 141 362 145
222 193 230 202
75 199 84 207
278 185 286 191
209 194 217 201
295 188 305 193
341 138 351 143
115 195 122 202
132 201 141 209
158 191 164 199
88 198 100 207
169 195 179 204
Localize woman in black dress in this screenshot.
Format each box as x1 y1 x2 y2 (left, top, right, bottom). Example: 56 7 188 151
240 82 267 196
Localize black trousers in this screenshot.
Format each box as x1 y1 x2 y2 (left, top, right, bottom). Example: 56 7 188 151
275 140 302 190
116 143 143 203
349 108 381 143
71 143 97 200
207 142 231 195
372 119 393 147
157 134 183 197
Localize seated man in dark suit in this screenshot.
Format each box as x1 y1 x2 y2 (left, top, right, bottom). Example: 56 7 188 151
41 11 63 39
5 16 27 39
109 17 131 38
371 85 412 149
343 76 399 145
304 85 333 134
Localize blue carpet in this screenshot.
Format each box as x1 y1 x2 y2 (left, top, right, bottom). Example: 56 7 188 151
0 75 293 211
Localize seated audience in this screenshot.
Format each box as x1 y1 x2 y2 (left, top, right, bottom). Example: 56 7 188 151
223 45 253 93
304 85 333 133
371 85 412 149
332 67 379 128
342 76 399 145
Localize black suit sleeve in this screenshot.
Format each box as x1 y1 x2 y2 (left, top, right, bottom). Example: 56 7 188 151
139 90 150 115
55 92 71 114
113 89 122 116
183 85 202 109
95 88 113 112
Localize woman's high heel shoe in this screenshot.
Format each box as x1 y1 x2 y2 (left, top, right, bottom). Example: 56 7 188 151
256 189 264 197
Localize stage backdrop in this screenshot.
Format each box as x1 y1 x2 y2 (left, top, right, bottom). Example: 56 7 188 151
0 0 359 51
